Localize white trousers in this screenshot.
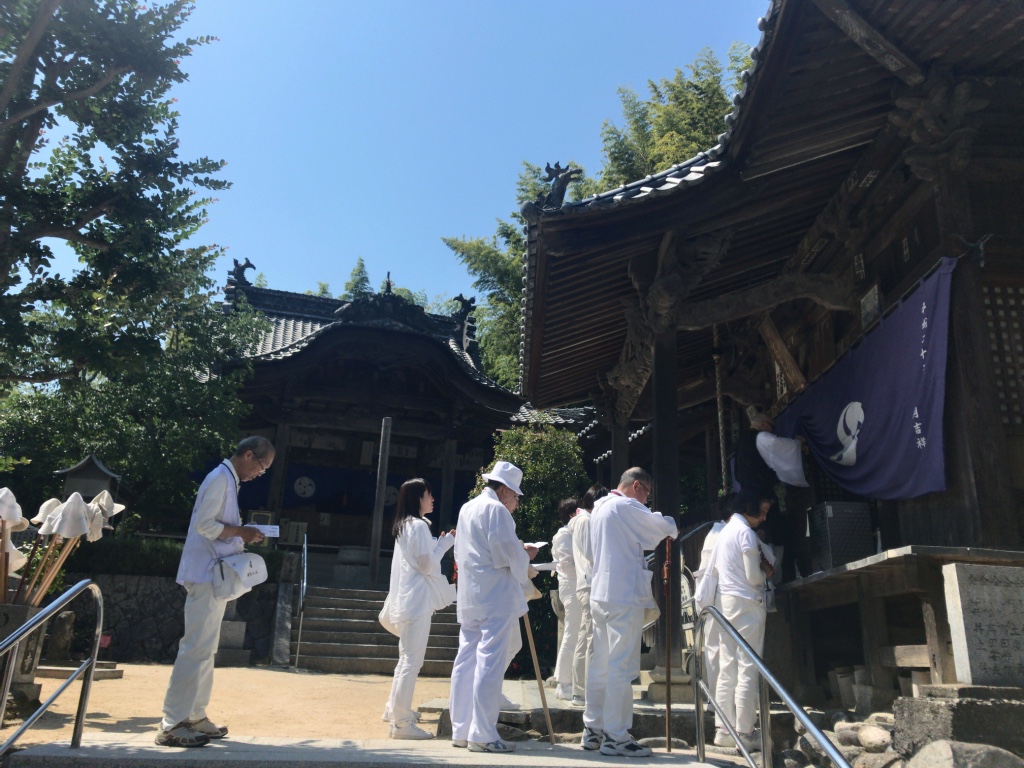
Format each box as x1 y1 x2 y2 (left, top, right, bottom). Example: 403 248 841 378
573 585 594 698
449 612 519 744
555 578 582 688
583 600 643 742
161 581 228 731
714 593 766 735
387 613 432 727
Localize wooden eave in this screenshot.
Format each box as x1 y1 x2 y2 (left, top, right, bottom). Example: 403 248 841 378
520 0 1024 411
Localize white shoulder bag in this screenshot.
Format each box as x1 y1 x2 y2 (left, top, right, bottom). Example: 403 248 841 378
693 537 721 612
213 552 268 601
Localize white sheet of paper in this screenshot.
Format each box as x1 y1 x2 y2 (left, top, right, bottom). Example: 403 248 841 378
252 525 279 537
532 562 557 571
525 541 548 549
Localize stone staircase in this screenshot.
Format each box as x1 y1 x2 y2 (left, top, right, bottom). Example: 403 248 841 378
290 585 458 676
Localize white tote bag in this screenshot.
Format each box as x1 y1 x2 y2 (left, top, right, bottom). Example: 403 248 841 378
693 538 720 612
212 552 268 601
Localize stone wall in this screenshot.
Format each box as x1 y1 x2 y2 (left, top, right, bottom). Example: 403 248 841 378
64 574 280 664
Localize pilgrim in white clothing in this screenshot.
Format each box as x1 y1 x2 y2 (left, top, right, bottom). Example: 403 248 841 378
584 470 678 752
569 507 594 699
712 510 769 743
693 519 727 707
384 505 455 733
448 462 532 751
158 437 272 748
551 506 581 700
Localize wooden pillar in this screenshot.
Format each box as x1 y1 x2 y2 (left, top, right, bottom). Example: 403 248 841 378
610 420 629 486
266 422 290 519
652 329 682 669
439 438 457 532
857 575 893 690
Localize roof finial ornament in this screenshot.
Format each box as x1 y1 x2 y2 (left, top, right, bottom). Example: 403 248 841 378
230 257 254 285
520 161 584 223
383 272 393 296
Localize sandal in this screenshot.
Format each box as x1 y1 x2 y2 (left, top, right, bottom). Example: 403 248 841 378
155 723 209 748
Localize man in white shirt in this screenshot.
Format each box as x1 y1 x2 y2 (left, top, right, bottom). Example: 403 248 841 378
569 484 607 706
582 468 678 758
712 499 773 753
157 436 272 748
448 461 536 754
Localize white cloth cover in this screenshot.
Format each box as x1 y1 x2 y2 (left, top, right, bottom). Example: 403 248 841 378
755 431 809 487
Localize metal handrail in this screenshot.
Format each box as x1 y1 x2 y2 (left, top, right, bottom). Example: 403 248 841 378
693 604 851 768
293 533 308 668
0 580 104 756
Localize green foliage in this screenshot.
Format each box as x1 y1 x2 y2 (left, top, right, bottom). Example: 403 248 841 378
379 280 427 307
340 257 372 301
304 281 332 297
253 272 269 289
0 0 229 385
0 298 269 520
472 425 589 676
64 536 286 581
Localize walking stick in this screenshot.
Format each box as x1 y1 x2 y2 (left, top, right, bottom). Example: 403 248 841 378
663 537 672 751
522 612 556 746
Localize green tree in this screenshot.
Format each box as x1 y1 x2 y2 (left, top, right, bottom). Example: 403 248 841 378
0 295 269 522
471 424 589 676
305 281 331 297
253 272 268 289
340 257 372 301
443 163 565 389
378 279 427 307
0 0 228 384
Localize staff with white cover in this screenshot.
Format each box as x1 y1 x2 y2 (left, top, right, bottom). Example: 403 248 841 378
156 436 271 749
381 478 455 739
448 461 536 754
582 468 678 758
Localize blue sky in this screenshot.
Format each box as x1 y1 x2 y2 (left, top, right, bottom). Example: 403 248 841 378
59 1 769 303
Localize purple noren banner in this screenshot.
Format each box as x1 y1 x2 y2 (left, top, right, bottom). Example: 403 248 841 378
774 258 956 500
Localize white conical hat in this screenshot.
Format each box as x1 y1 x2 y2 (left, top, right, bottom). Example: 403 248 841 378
90 490 125 519
0 487 22 523
51 493 90 539
85 504 105 543
3 537 27 572
31 498 61 527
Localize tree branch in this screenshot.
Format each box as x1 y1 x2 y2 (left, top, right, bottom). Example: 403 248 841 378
0 66 130 130
0 0 62 116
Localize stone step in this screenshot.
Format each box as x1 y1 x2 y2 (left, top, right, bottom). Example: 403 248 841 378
291 629 460 648
304 586 388 600
36 666 124 681
290 654 453 676
294 616 460 635
289 640 458 661
297 608 460 627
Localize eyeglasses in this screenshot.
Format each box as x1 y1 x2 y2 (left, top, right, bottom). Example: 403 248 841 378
636 481 652 497
252 452 268 475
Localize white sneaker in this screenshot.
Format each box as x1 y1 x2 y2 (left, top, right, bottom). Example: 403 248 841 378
555 684 573 701
468 739 516 752
498 693 520 710
381 706 420 722
736 729 762 752
581 725 603 750
599 736 652 758
571 694 585 708
451 738 468 748
390 723 433 740
713 729 735 747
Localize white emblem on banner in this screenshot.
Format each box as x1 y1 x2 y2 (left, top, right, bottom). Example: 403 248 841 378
830 401 864 466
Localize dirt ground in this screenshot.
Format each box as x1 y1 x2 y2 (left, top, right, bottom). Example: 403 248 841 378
0 663 452 746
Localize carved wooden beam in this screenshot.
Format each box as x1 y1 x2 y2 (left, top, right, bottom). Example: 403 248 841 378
674 273 856 331
811 0 925 86
758 316 807 395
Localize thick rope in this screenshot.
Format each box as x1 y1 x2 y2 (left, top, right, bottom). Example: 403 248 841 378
713 325 727 493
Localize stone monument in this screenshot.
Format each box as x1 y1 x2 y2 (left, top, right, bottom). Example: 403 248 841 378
942 563 1024 686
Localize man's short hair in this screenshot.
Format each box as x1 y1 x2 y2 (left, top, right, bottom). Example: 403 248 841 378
618 467 652 489
233 435 274 460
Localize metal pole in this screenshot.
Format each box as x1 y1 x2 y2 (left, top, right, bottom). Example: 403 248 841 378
663 537 672 751
368 417 392 585
523 613 555 746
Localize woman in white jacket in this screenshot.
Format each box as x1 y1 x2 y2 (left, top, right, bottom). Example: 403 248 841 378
382 478 456 739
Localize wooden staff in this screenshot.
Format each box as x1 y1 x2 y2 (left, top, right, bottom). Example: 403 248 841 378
30 536 80 607
21 534 59 605
522 613 556 746
663 537 672 751
0 521 7 604
11 533 42 605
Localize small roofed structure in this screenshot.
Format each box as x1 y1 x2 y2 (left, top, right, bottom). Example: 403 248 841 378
54 454 122 503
